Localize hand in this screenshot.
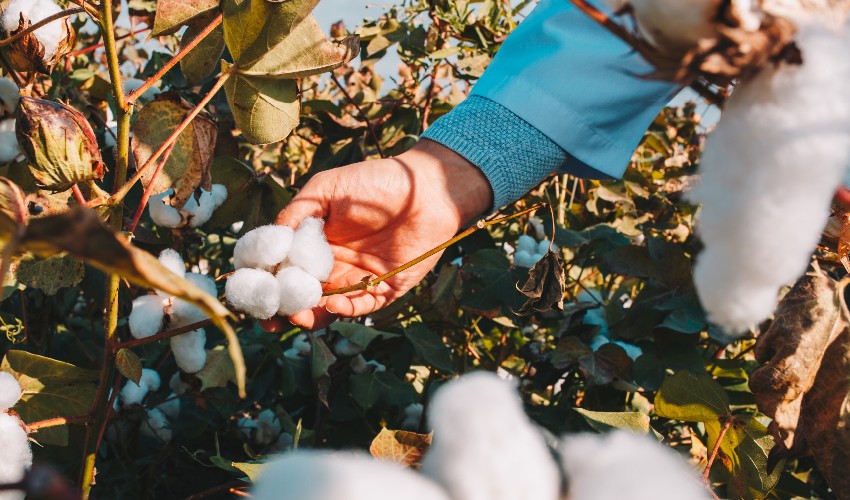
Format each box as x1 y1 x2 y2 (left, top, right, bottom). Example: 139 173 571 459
261 139 492 331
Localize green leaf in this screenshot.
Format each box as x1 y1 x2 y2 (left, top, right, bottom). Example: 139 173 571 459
115 348 143 386
350 372 413 410
369 428 432 467
224 68 300 145
654 371 730 423
1 350 98 446
550 336 592 370
310 336 336 381
659 308 706 334
330 321 399 349
205 156 291 232
222 0 319 67
404 324 454 373
151 0 219 36
575 408 654 436
180 20 225 85
15 254 84 295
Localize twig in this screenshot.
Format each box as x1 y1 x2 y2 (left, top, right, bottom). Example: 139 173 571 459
125 13 223 107
330 74 386 158
126 142 175 233
0 8 85 48
704 418 732 481
67 27 149 58
109 68 233 205
0 52 23 87
26 414 91 432
420 65 439 132
115 319 213 350
71 184 87 205
323 203 545 296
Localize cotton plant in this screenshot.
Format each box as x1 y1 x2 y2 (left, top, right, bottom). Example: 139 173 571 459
225 218 334 320
148 185 228 229
127 250 215 374
0 372 30 500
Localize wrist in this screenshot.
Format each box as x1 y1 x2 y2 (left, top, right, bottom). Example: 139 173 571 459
403 139 493 227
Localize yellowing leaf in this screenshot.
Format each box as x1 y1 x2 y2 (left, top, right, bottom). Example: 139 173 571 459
195 347 237 391
181 17 226 85
15 254 84 295
224 68 300 145
151 0 219 36
369 428 432 468
222 0 319 67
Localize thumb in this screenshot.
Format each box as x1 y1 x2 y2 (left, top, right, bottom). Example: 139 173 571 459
275 174 332 228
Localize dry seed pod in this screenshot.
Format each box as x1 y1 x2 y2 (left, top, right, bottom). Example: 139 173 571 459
1 0 76 74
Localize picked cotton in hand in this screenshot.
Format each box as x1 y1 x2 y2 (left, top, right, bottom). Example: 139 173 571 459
233 225 294 270
421 372 560 500
170 329 207 373
0 372 21 411
225 268 280 320
128 295 167 340
287 217 334 281
689 19 850 334
276 266 323 316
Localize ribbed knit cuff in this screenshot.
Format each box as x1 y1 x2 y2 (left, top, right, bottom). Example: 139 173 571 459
421 95 572 211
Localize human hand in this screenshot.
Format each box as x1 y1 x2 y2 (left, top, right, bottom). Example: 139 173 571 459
261 139 492 331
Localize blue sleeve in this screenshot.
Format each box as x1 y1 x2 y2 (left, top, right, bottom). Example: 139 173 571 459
421 0 679 210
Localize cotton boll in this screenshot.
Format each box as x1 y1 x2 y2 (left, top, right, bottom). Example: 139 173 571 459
254 409 282 446
0 412 32 499
158 248 185 279
516 235 538 255
157 393 181 420
537 239 556 255
2 0 65 59
170 329 207 373
268 432 294 453
233 225 294 270
140 408 172 444
276 266 322 316
0 372 21 411
288 217 334 281
169 372 192 395
149 191 183 228
421 372 560 500
182 188 224 228
401 403 424 430
237 417 259 441
513 250 538 268
559 431 709 500
119 379 149 407
689 20 850 334
128 295 167 339
225 268 281 319
0 78 19 115
629 0 724 51
0 120 18 164
292 333 312 356
140 368 161 392
333 338 362 357
171 273 216 327
251 450 451 500
210 184 228 206
122 77 161 102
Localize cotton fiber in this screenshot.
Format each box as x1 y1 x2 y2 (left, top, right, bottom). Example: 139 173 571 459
158 249 185 278
0 412 32 500
225 268 280 320
0 119 18 164
128 295 167 340
149 191 183 228
287 217 334 281
0 78 19 115
276 266 323 316
2 0 66 59
157 394 181 419
140 408 172 443
0 372 21 412
170 329 207 373
233 225 294 270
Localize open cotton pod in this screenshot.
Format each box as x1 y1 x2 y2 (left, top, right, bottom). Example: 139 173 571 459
1 0 76 74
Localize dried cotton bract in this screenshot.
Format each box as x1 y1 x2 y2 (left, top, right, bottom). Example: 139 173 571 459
251 451 451 500
420 372 561 500
559 431 709 500
689 18 850 333
1 0 75 73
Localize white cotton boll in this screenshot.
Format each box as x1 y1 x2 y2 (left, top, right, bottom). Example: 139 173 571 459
268 432 294 453
0 412 32 498
333 338 362 357
283 347 303 360
128 295 167 339
140 368 161 392
401 403 424 430
559 431 709 500
157 393 181 419
251 451 451 500
237 417 258 441
211 184 228 207
225 268 281 319
104 126 118 148
292 333 312 356
0 372 21 411
2 0 65 59
0 78 19 114
276 266 323 316
171 273 216 328
513 250 538 268
421 372 560 500
141 408 173 443
158 248 185 279
149 191 183 228
528 217 546 240
517 235 538 255
689 20 850 334
122 78 161 102
288 217 335 281
0 127 19 164
629 0 724 51
120 379 149 407
170 329 207 373
537 239 556 255
182 190 216 228
254 409 282 446
230 221 245 233
169 372 191 395
233 225 294 271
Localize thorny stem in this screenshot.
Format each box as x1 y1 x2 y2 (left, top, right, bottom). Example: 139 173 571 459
109 68 233 206
0 8 85 48
126 143 175 233
323 204 545 296
116 319 214 350
704 418 733 481
125 13 223 107
330 74 386 158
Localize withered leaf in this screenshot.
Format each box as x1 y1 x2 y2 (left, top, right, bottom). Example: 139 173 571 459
749 270 850 496
515 250 566 315
151 0 219 36
369 428 432 468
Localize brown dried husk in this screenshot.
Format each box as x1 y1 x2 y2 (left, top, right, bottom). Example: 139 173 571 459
5 13 76 74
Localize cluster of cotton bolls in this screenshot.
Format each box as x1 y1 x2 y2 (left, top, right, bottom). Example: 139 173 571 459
0 78 19 164
225 218 334 320
113 368 181 444
237 410 293 453
1 0 66 59
148 185 228 229
513 234 557 269
250 372 709 500
578 290 642 361
689 18 850 334
0 372 31 500
128 249 214 373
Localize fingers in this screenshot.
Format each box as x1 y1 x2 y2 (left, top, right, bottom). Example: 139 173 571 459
275 173 332 228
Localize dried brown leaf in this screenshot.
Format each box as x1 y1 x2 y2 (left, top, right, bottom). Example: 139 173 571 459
515 251 566 316
369 428 432 468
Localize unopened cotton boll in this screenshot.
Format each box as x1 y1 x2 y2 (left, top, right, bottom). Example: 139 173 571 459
225 268 281 319
517 235 538 255
149 190 183 228
421 372 560 500
170 329 207 373
251 451 451 500
254 409 282 446
0 78 19 115
559 431 709 500
288 217 334 281
276 266 323 316
689 20 850 334
0 412 32 500
141 408 172 443
0 372 21 411
513 250 538 268
0 119 18 164
233 225 294 270
128 295 167 339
